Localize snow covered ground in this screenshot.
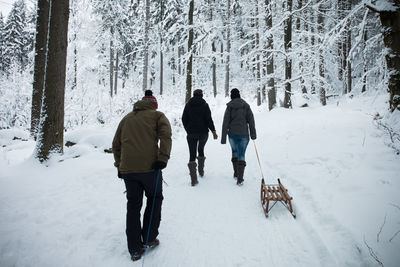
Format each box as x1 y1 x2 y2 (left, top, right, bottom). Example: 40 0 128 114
0 95 399 267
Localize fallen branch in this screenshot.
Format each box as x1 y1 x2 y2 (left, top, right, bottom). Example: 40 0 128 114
364 236 384 267
377 214 387 243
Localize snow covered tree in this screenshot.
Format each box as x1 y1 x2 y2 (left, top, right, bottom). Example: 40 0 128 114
3 0 28 73
31 0 50 139
35 0 70 161
367 0 400 112
0 13 5 73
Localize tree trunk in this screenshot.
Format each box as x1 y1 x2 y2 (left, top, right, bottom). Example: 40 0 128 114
35 0 69 162
142 0 150 92
109 27 114 97
185 0 194 103
296 0 307 95
255 0 261 106
265 0 275 111
31 0 50 139
368 2 400 111
318 1 326 105
159 0 164 95
362 28 367 93
345 0 352 94
114 51 119 95
224 0 231 97
283 0 293 108
210 0 217 97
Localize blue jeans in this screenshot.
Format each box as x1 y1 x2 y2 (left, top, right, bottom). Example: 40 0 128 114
228 135 249 161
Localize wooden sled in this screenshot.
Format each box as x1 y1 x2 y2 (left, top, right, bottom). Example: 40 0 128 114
260 178 296 218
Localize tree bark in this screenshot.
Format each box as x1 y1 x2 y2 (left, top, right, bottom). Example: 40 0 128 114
35 0 70 162
224 0 231 97
318 1 326 105
114 51 119 95
142 0 150 92
283 0 293 108
31 0 50 139
109 26 114 97
255 0 261 106
265 0 275 111
185 0 194 103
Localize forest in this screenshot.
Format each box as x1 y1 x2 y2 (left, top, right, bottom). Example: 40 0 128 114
0 0 399 158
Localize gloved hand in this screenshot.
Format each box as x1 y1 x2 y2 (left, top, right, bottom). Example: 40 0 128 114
212 130 218 140
152 161 167 170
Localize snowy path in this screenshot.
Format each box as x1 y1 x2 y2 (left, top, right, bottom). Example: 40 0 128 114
1 97 399 266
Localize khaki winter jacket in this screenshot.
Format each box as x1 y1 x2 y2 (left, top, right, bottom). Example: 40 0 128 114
112 100 172 173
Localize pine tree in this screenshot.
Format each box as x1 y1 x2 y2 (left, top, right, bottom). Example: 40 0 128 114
3 0 28 73
0 13 5 73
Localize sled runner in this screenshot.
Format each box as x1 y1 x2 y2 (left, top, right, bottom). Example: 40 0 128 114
260 178 296 218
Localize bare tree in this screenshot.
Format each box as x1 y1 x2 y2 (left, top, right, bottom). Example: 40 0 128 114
31 0 49 139
35 0 70 162
109 26 114 97
318 1 326 105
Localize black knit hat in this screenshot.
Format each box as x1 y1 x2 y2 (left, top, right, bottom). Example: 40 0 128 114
193 89 203 97
144 90 153 96
230 88 240 99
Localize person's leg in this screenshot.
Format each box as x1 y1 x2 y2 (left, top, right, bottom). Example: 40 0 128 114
197 133 208 176
187 134 199 162
197 133 209 157
237 136 250 161
187 134 199 185
228 135 239 159
236 136 249 185
124 177 144 254
142 171 164 244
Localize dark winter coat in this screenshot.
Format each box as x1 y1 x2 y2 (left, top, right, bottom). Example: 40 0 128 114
112 100 172 173
182 96 216 134
221 98 256 144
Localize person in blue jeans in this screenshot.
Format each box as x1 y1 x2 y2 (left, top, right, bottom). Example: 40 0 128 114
221 88 256 185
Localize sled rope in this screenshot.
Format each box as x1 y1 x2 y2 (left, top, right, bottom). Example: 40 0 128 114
252 140 265 181
142 169 161 267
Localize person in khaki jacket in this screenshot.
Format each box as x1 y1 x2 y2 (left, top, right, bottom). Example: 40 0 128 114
112 90 172 261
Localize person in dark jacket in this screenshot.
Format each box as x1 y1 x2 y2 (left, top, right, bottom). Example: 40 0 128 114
221 88 256 185
182 89 218 186
112 94 172 261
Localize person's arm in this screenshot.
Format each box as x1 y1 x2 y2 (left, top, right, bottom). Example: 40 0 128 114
246 105 257 140
112 121 123 167
181 104 189 132
221 107 230 144
205 104 218 139
157 113 172 164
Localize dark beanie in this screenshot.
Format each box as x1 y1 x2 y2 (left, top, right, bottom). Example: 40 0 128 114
145 90 153 96
193 89 203 97
230 88 240 99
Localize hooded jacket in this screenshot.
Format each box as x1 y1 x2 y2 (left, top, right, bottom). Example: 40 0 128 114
112 100 172 173
182 96 216 134
221 98 256 144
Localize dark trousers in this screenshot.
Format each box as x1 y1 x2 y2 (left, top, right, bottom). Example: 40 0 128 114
122 171 163 253
186 133 209 161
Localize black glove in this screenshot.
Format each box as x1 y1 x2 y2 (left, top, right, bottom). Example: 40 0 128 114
152 161 167 170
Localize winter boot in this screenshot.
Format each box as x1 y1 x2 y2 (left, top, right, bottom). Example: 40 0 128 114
231 157 238 179
236 160 246 186
197 156 206 177
188 161 198 186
